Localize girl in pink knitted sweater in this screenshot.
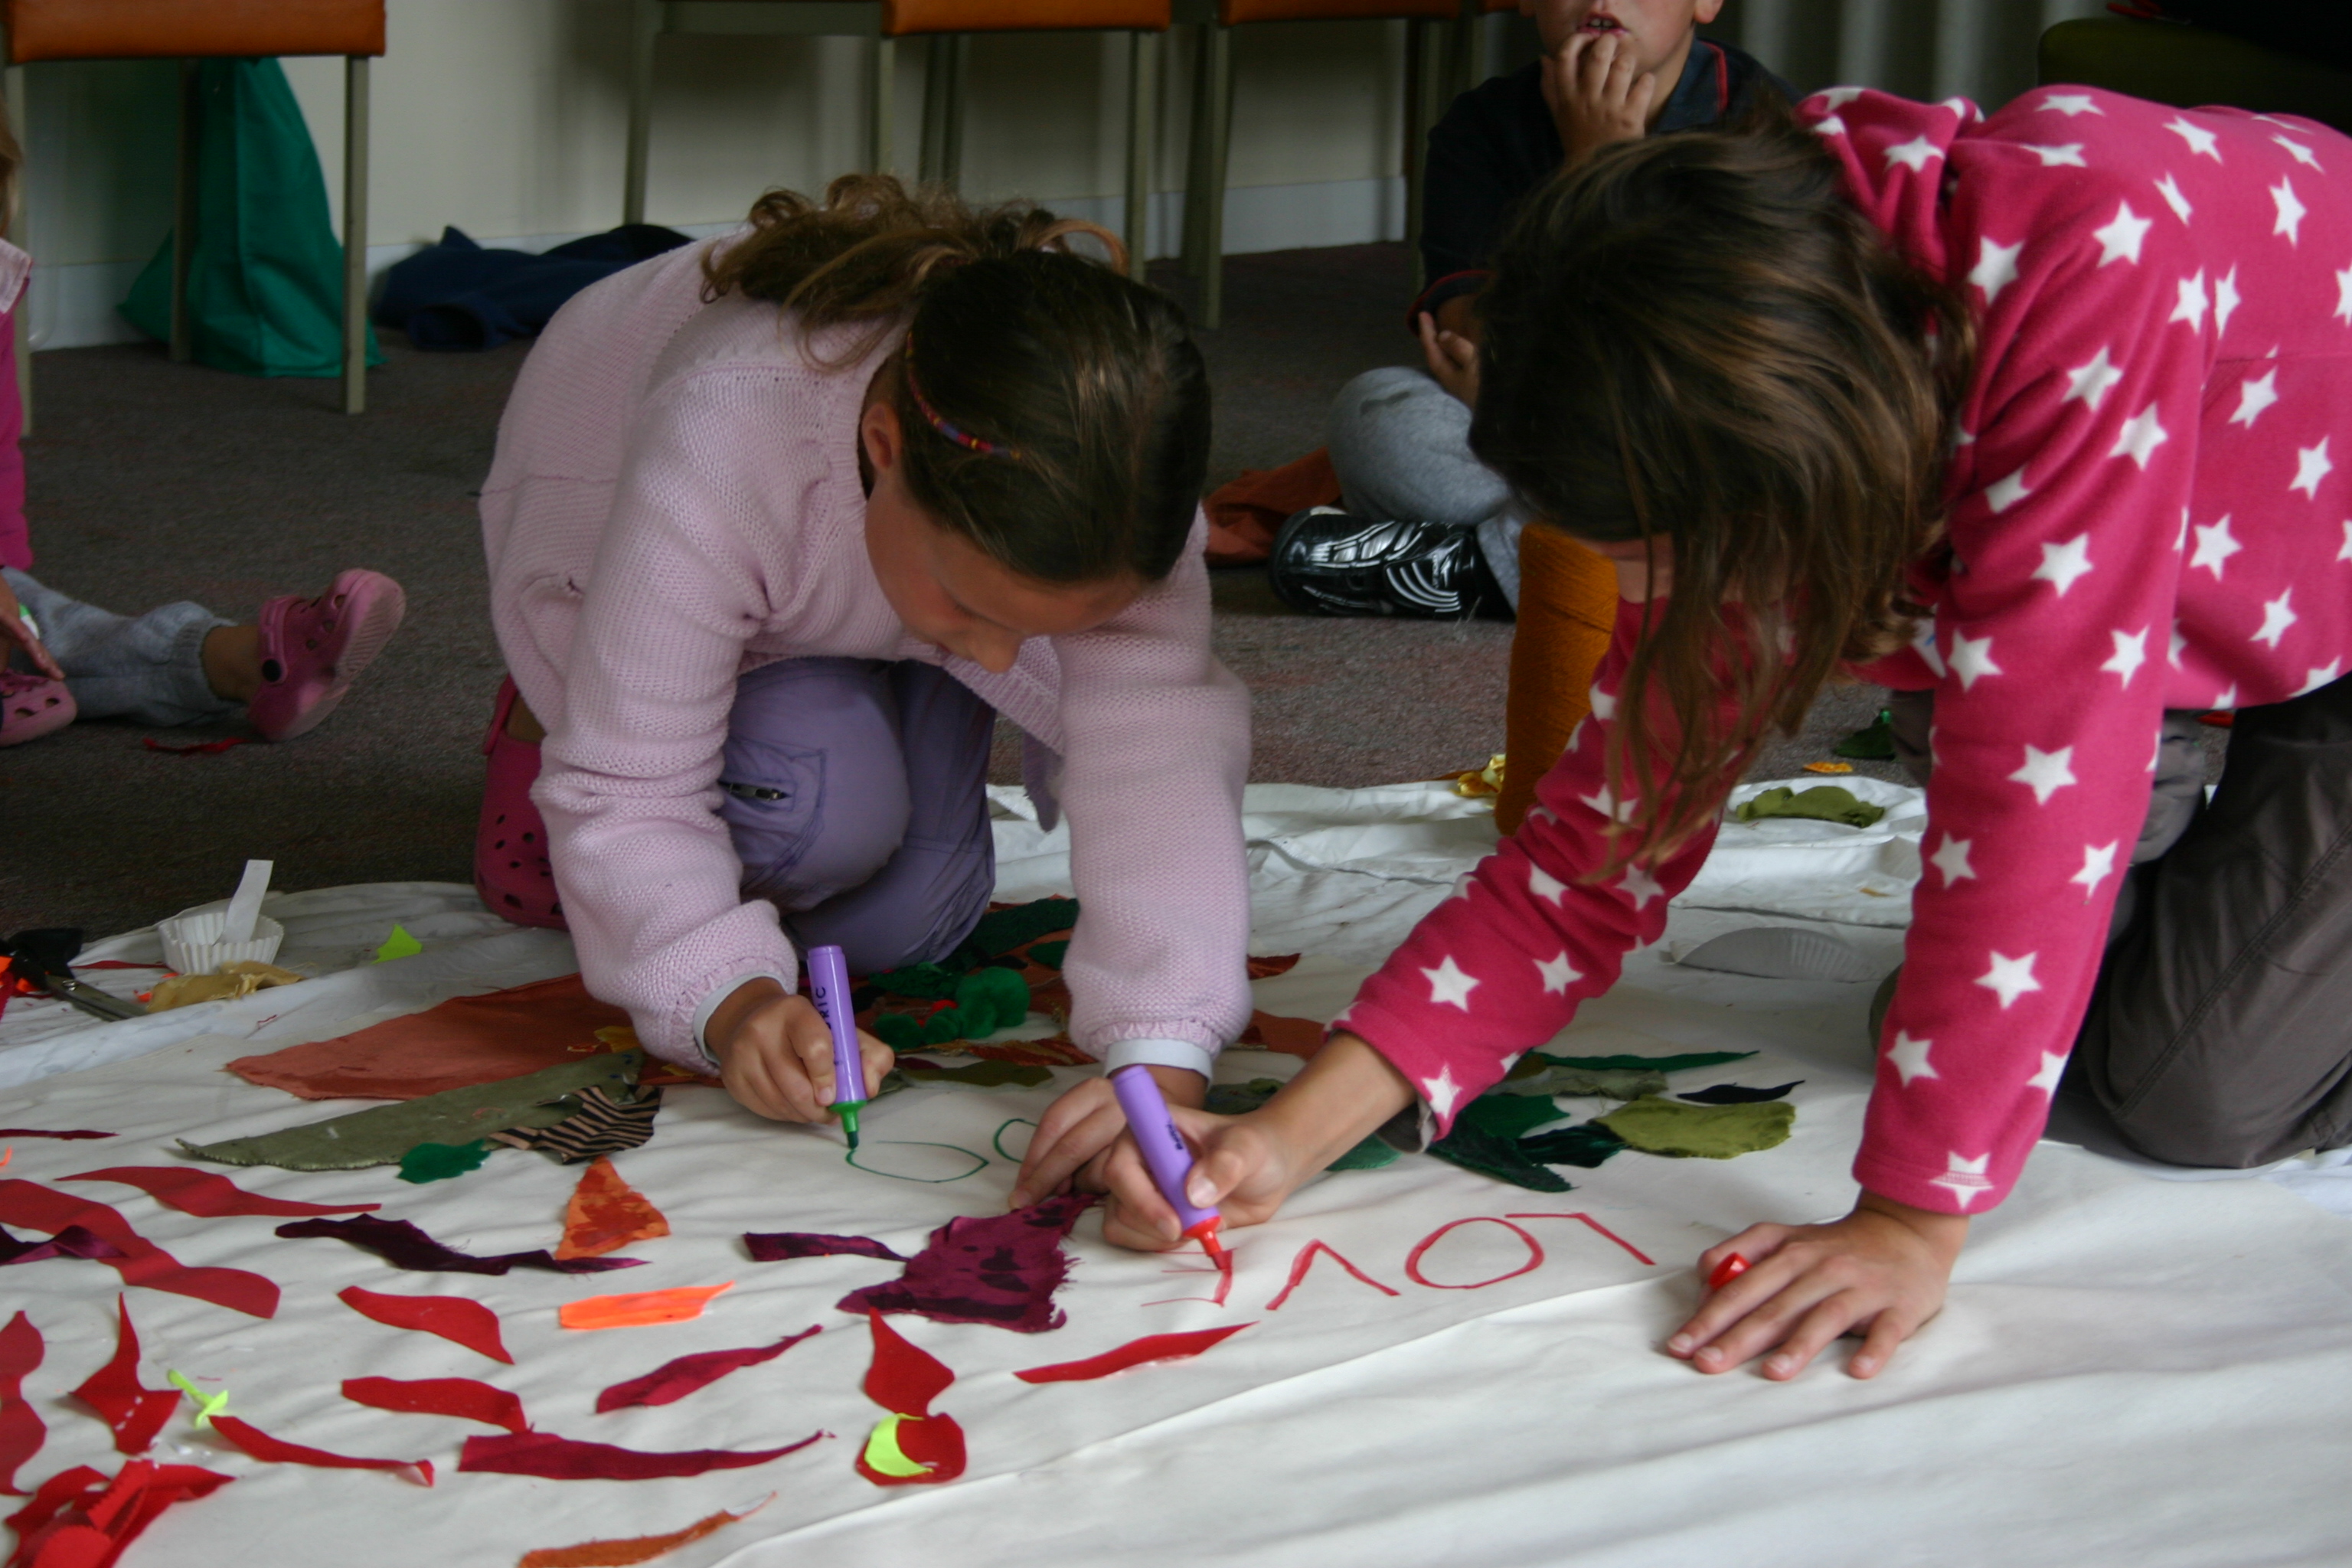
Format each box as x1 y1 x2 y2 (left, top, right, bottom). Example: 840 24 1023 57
477 180 1250 1170
1099 90 2352 1380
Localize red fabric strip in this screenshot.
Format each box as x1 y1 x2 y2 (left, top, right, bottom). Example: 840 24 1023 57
338 1285 512 1364
342 1377 528 1435
70 1297 178 1456
1013 1323 1254 1383
594 1325 821 1414
210 1415 433 1486
457 1429 825 1481
0 1180 279 1318
2 1460 233 1567
62 1168 381 1219
1263 1240 1401 1310
1 1309 42 1493
861 1311 952 1419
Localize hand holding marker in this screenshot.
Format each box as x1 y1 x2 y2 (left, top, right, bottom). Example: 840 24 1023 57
807 944 868 1149
1110 1064 1227 1261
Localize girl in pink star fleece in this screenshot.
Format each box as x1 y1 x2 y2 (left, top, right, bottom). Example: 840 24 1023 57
1097 87 2352 1380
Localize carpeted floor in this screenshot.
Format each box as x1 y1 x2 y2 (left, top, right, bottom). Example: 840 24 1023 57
7 240 1898 938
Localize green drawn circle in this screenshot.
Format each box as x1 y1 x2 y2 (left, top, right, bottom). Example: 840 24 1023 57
991 1117 1037 1163
845 1139 990 1184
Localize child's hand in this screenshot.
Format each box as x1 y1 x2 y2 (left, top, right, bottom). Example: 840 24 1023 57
704 977 896 1125
1416 311 1480 407
1009 1065 1205 1208
0 574 64 680
1542 28 1658 170
1665 1191 1969 1380
1096 1102 1313 1250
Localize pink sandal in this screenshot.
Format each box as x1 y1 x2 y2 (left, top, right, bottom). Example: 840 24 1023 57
247 568 407 742
475 678 567 929
0 671 74 746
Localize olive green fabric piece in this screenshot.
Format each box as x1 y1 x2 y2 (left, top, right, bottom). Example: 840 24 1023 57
896 1060 1053 1089
1496 1063 1667 1100
1538 1049 1756 1074
1733 785 1886 829
1595 1096 1796 1159
181 1052 642 1171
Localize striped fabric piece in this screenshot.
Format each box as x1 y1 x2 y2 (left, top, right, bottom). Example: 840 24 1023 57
490 1086 662 1165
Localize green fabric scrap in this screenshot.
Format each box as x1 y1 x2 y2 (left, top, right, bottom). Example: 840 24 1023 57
867 963 962 1000
1596 1096 1795 1159
1458 1092 1569 1142
953 968 1031 1034
1733 785 1886 829
1427 1119 1571 1193
374 924 423 963
396 1138 492 1184
1496 1063 1667 1101
1326 1135 1400 1171
1517 1122 1628 1168
1834 710 1896 760
870 1013 924 1053
1539 1049 1756 1074
1027 939 1070 971
966 897 1078 957
920 1008 972 1045
180 1051 643 1171
896 1060 1053 1089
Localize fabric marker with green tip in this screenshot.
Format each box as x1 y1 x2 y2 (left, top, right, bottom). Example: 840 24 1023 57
808 944 867 1149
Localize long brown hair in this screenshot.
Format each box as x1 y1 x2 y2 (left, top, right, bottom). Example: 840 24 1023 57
705 175 1209 584
1472 110 1974 865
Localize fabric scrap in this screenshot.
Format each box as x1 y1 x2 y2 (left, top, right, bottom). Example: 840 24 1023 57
1517 1122 1628 1168
1596 1096 1797 1159
374 925 424 963
341 1377 528 1435
1678 1081 1803 1105
1236 1011 1325 1057
339 1285 512 1364
594 1325 820 1413
397 1140 494 1184
1539 1049 1757 1073
165 1371 228 1429
855 1312 965 1487
743 1233 903 1263
558 1283 732 1331
0 1129 113 1141
838 1194 1090 1333
0 1312 40 1493
1458 1093 1569 1141
516 1502 766 1567
60 1168 380 1218
0 1181 278 1317
489 1086 664 1165
1498 1057 1668 1100
965 1034 1095 1068
1733 783 1886 828
185 1051 644 1170
145 961 302 1013
965 898 1079 959
209 1414 433 1486
1426 1119 1572 1193
70 1298 178 1457
556 1158 669 1260
1013 1325 1253 1383
2 1459 232 1568
1203 446 1341 565
276 1214 645 1276
0 1225 126 1266
458 1429 823 1482
894 1060 1050 1089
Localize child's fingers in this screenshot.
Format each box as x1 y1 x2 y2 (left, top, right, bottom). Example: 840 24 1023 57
1096 1134 1187 1250
856 1029 895 1096
1846 1306 1917 1380
1757 1295 1868 1380
1010 1078 1123 1208
1686 1266 1844 1376
0 619 62 680
1625 70 1658 125
1695 1222 1793 1288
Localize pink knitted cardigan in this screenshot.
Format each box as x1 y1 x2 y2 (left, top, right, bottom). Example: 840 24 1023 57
480 240 1253 1069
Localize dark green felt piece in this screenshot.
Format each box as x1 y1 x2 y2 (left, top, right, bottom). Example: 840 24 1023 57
870 1014 923 1053
953 968 1031 1034
1458 1092 1568 1142
180 1051 643 1171
1327 1135 1400 1171
920 1008 972 1045
396 1139 494 1184
866 963 962 1000
1517 1122 1628 1168
967 898 1079 957
1538 1050 1757 1074
1834 710 1896 760
1027 940 1070 971
1427 1119 1572 1193
897 1060 1053 1089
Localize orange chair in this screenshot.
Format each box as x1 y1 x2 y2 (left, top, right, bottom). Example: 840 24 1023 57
1 0 385 416
1173 0 1462 328
626 1 1168 281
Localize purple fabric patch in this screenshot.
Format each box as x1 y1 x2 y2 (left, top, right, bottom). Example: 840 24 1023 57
275 1214 645 1276
743 1232 905 1263
0 1223 127 1266
836 1194 1092 1334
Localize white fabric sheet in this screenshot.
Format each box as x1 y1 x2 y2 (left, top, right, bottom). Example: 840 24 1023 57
3 783 2348 1566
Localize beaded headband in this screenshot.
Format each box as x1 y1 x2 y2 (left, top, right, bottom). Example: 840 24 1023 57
903 335 1023 462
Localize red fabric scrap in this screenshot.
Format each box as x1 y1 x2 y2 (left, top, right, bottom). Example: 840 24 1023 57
338 1285 513 1364
0 1130 114 1142
0 1181 277 1318
835 1194 1091 1333
209 1414 433 1486
517 1501 767 1566
276 1214 644 1276
857 1410 967 1487
1264 1240 1402 1310
1246 954 1302 980
862 1311 952 1417
70 1298 178 1457
1013 1323 1254 1383
142 736 251 756
2 1459 232 1568
456 1429 825 1481
61 1168 381 1219
554 1158 668 1261
0 1312 41 1494
741 1232 903 1263
594 1325 821 1414
341 1377 528 1435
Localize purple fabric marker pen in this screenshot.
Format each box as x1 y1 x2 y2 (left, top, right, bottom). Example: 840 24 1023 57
1110 1064 1226 1259
808 944 867 1149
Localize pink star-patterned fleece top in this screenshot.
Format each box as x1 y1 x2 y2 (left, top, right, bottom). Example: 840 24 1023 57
1340 87 2352 1216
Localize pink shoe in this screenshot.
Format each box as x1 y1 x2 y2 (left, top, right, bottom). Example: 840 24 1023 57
247 569 407 742
0 671 74 746
475 678 567 929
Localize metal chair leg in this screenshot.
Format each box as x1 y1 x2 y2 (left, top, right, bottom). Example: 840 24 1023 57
871 35 896 175
623 0 658 224
6 62 27 434
1198 21 1230 329
342 54 369 415
171 58 199 365
1125 29 1157 280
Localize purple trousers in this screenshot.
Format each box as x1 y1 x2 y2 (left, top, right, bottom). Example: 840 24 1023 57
479 657 996 972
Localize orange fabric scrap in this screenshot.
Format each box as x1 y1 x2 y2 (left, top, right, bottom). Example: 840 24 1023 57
558 1283 732 1331
1237 1011 1325 1058
554 1158 669 1262
516 1500 767 1567
1203 448 1341 566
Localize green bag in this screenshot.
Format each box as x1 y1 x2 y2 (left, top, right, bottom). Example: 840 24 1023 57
120 58 382 378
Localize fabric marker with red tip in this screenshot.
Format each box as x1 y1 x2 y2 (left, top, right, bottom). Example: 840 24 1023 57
807 944 867 1151
1109 1065 1227 1259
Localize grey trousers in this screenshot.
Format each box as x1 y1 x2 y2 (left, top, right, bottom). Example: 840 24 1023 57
1325 367 1527 609
1889 679 2352 1168
2 567 232 726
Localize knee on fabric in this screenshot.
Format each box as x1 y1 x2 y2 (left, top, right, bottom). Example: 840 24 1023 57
720 659 912 910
